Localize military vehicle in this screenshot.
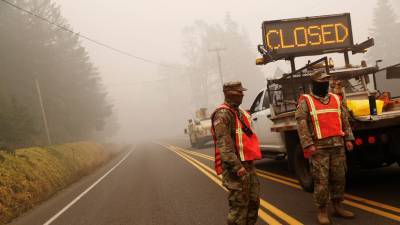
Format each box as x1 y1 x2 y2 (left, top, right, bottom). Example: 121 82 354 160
184 108 213 148
252 13 400 192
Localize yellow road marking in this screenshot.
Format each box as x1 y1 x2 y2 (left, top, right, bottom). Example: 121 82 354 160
178 148 301 186
178 148 301 189
343 200 400 221
178 148 302 190
160 144 283 225
173 150 303 225
162 144 304 225
174 149 301 225
172 145 400 222
343 194 400 214
257 170 299 184
188 150 400 216
257 173 302 190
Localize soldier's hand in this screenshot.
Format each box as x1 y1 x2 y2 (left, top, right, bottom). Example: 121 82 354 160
346 141 354 151
303 145 317 159
236 167 247 177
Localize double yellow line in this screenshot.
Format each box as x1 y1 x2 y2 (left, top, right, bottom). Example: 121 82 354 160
159 143 303 225
172 145 400 223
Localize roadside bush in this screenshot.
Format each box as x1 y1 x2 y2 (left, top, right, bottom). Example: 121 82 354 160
0 142 112 224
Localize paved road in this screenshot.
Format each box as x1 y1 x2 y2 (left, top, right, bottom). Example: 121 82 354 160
9 138 400 225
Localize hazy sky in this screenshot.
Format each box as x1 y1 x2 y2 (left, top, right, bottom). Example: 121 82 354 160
53 0 390 141
55 0 380 80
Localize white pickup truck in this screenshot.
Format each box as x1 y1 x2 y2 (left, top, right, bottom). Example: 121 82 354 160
252 13 400 192
249 60 400 192
249 89 286 159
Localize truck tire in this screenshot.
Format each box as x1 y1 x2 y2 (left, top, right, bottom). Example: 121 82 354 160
284 131 298 172
294 144 314 193
190 135 198 148
287 151 295 172
194 141 202 149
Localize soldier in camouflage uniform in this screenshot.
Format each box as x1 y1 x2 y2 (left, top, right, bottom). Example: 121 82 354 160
295 71 355 225
211 81 261 225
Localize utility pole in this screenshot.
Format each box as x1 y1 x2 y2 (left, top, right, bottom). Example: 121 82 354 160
35 78 52 145
208 47 226 88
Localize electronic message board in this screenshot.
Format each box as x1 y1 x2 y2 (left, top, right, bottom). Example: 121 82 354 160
262 13 354 58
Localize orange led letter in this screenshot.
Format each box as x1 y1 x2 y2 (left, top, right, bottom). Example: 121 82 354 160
308 26 322 46
279 29 295 49
321 24 335 44
294 27 308 47
266 30 281 49
335 23 349 43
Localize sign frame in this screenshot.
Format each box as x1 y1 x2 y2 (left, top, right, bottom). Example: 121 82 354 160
261 13 354 59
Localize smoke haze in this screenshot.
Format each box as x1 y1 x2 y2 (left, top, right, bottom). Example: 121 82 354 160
51 0 395 143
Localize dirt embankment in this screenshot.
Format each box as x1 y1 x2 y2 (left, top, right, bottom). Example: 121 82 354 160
0 142 121 224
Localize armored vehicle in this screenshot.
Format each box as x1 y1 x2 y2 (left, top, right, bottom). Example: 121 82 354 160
184 108 213 148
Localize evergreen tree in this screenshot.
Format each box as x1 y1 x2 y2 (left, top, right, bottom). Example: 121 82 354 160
0 0 114 147
182 14 265 109
368 0 400 66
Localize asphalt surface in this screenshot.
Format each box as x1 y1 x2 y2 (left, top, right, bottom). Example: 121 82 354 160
9 138 400 225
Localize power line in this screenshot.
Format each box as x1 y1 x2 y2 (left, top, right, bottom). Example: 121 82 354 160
0 0 183 70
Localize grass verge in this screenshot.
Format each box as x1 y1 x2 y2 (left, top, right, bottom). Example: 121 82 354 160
0 142 116 224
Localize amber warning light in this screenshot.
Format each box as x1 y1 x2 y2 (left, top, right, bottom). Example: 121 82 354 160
262 13 354 57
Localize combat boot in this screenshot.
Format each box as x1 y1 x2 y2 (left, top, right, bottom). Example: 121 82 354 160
317 206 330 225
332 200 355 219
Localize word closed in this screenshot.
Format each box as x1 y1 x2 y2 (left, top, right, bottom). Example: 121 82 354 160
262 14 354 57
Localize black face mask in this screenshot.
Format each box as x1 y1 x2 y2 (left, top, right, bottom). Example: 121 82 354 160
225 91 244 108
312 81 329 97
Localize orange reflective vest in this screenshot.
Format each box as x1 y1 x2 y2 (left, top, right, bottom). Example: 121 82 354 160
300 93 345 140
211 104 262 175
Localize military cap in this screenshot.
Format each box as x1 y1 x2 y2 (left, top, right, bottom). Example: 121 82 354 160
223 81 247 91
311 70 331 82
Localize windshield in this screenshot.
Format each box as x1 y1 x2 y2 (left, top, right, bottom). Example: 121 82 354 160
374 66 400 98
343 78 368 93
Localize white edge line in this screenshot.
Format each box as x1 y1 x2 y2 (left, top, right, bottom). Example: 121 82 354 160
43 148 135 225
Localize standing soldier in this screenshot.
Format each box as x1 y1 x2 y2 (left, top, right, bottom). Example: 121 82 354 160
295 71 355 225
211 81 262 225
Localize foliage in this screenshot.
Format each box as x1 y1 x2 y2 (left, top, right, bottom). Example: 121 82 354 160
182 14 265 109
368 0 400 66
0 142 112 224
0 0 114 147
0 96 38 149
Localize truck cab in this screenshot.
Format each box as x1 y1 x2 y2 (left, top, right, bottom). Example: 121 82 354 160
249 88 285 159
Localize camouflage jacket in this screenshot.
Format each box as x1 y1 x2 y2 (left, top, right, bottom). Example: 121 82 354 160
212 101 243 173
295 93 354 149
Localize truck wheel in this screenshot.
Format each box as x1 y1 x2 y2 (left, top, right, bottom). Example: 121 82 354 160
294 144 314 193
196 141 203 149
284 131 298 173
189 135 197 148
287 147 295 172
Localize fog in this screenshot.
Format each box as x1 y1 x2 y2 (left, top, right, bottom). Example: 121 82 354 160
53 0 396 143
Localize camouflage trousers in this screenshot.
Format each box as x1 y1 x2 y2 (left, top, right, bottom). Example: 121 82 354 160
310 146 346 208
222 161 260 225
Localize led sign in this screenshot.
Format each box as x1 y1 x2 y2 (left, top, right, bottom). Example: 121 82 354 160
262 14 354 57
